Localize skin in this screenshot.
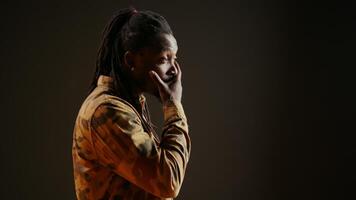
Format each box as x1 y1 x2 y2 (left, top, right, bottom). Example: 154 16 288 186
123 33 182 104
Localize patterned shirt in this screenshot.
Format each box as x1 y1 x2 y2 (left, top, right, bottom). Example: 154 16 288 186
72 75 191 200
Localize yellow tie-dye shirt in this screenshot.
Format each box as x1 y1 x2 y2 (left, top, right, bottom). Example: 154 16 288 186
72 75 191 200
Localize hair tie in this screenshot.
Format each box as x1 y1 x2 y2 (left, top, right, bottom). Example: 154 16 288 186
132 9 139 16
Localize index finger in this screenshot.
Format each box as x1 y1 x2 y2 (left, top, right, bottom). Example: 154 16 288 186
174 60 182 79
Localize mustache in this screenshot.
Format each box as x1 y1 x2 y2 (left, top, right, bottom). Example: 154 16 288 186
163 75 176 82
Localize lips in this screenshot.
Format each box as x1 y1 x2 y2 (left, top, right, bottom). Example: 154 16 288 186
164 76 175 82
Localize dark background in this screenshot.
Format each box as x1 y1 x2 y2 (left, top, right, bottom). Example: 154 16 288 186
0 0 354 199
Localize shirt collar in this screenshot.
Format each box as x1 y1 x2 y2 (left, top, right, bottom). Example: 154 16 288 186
97 75 114 88
97 75 146 106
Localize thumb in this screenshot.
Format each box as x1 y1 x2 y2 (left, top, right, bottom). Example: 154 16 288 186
149 71 166 89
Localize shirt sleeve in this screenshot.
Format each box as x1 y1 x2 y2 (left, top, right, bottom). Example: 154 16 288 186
90 98 191 198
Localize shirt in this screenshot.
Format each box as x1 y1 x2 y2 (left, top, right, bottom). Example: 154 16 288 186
72 75 191 200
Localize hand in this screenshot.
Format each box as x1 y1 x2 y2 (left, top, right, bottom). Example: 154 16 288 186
149 60 182 104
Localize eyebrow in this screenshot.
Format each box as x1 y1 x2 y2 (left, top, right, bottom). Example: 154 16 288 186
149 43 178 55
161 46 178 52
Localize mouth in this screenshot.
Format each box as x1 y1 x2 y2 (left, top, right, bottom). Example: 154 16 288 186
164 76 175 83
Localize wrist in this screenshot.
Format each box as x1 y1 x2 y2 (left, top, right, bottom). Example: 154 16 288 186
163 95 181 106
162 98 186 122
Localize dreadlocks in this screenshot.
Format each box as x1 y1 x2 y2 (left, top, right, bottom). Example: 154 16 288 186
88 7 173 136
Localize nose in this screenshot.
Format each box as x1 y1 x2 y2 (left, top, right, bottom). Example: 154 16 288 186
167 62 178 76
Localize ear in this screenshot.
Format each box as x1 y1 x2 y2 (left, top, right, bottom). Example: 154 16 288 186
123 51 134 70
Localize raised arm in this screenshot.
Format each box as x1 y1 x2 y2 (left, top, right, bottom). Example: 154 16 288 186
90 97 191 198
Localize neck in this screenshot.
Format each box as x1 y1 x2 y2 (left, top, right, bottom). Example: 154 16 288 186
109 70 144 113
128 83 145 114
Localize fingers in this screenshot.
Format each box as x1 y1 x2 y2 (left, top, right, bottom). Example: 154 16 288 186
174 60 182 80
149 71 166 90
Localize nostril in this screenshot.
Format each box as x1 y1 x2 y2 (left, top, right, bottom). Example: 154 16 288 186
168 68 176 75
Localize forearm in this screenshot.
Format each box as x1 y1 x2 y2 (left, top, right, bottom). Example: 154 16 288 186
91 99 191 198
157 99 191 196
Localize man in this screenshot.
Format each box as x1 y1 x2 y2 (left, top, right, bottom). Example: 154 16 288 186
72 8 191 200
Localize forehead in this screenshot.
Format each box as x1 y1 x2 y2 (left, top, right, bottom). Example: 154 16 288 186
142 33 178 55
155 33 178 52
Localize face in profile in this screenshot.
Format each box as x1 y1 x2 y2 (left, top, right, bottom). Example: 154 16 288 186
124 33 179 99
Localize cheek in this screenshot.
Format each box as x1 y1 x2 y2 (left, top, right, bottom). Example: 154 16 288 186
140 64 159 85
136 63 154 79
154 64 170 77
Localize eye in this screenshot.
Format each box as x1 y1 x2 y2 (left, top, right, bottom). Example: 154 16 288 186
159 57 169 64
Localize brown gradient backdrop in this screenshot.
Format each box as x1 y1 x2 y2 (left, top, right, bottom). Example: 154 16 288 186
0 0 354 199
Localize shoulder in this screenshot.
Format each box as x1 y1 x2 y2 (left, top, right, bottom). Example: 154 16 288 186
90 95 142 131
